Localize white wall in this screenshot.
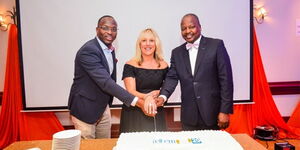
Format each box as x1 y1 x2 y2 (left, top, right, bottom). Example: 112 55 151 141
254 0 300 82
254 0 300 116
0 0 299 125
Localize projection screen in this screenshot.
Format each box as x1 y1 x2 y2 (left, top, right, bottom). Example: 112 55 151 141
17 0 252 110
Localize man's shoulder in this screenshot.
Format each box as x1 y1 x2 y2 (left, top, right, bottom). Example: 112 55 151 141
202 36 223 43
75 38 100 57
82 38 97 47
79 38 98 51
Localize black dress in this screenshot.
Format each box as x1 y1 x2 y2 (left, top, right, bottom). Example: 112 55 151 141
119 64 168 133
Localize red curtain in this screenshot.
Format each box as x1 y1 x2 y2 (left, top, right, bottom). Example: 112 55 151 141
287 102 300 128
0 24 22 149
226 27 300 139
0 25 64 149
286 102 300 137
20 112 64 140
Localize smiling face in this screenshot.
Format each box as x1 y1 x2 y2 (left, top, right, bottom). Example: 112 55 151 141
181 15 201 43
139 32 156 57
96 17 118 47
134 28 163 65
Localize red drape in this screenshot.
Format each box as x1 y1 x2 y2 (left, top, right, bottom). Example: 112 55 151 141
19 112 64 140
287 102 300 128
0 24 22 149
0 25 64 149
286 101 300 137
226 27 300 139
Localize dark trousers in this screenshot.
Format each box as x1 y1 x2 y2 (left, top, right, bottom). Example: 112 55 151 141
182 110 219 130
182 123 219 130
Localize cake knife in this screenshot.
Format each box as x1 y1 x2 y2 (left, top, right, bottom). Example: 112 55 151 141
154 116 157 132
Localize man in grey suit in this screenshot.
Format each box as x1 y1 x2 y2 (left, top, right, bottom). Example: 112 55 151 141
68 15 154 139
157 13 233 130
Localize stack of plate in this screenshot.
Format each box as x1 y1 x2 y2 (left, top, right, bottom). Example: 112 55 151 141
51 129 81 150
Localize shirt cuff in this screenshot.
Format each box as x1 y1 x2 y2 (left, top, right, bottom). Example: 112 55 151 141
159 95 167 102
130 97 139 106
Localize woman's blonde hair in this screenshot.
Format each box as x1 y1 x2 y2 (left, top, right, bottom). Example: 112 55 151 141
134 28 163 67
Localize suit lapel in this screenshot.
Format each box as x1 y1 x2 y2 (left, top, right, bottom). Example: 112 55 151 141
181 44 193 75
194 36 207 76
111 51 117 81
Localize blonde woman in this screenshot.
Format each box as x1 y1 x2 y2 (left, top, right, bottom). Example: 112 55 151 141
120 28 168 133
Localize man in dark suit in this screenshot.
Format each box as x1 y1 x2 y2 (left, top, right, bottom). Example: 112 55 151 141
157 13 233 130
68 15 153 139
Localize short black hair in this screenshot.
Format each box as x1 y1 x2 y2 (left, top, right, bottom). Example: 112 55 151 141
182 13 201 26
97 15 115 27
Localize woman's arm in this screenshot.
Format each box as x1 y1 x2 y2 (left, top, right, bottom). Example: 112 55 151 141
123 77 146 99
123 77 159 99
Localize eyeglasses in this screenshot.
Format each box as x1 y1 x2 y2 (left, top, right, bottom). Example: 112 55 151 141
98 26 118 32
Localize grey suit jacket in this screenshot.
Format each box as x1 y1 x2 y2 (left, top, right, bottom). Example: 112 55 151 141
68 38 134 124
161 36 233 126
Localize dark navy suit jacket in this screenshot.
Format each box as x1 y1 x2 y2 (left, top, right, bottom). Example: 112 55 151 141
161 36 233 126
68 38 134 124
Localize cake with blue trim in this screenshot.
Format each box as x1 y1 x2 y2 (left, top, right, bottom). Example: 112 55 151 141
113 130 243 150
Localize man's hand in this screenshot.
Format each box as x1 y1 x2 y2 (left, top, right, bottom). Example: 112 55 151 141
135 98 144 109
136 98 155 117
217 112 230 129
150 90 160 98
155 97 164 107
144 95 157 116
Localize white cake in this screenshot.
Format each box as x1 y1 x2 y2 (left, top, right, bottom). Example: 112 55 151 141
113 130 243 150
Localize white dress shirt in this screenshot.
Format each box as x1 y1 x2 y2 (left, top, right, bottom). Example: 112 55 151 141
159 36 202 102
96 37 114 75
186 36 201 76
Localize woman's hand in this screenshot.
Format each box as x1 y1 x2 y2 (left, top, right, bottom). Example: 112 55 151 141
143 93 157 117
150 90 160 98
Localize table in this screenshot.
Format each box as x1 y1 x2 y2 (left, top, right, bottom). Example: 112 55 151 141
5 134 267 150
257 139 300 150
